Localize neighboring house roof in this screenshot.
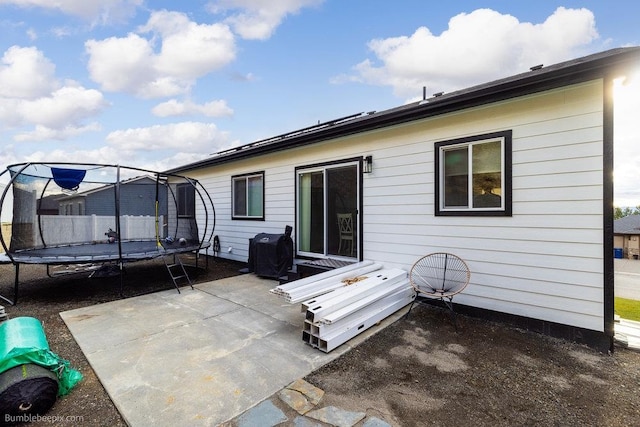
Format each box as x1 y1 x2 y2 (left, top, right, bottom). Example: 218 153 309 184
57 175 157 200
614 215 640 234
166 47 640 174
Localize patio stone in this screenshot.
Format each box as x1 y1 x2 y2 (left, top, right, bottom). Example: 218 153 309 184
363 416 393 427
236 399 287 427
305 406 366 427
278 378 324 414
292 415 324 426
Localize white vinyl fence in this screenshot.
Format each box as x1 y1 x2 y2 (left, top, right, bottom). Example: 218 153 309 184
38 215 164 246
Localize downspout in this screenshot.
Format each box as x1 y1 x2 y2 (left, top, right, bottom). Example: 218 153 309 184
603 74 616 353
155 173 161 249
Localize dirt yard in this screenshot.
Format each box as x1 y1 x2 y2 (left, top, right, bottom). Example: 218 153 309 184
1 257 639 426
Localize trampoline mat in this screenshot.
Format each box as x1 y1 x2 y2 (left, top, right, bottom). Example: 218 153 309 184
5 240 211 264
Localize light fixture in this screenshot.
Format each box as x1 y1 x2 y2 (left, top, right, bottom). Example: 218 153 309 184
363 155 373 173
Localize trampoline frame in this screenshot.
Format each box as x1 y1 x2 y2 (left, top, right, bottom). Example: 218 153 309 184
0 162 216 305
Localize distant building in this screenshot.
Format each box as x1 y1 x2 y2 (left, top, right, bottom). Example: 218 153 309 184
37 194 63 215
614 215 640 259
57 176 168 217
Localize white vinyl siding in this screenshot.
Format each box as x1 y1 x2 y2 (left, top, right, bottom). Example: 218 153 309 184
186 163 294 261
365 80 605 332
188 79 606 332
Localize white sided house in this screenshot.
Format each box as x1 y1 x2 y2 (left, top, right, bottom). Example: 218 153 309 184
168 47 640 352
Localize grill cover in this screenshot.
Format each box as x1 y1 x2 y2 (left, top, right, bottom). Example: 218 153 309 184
248 231 293 278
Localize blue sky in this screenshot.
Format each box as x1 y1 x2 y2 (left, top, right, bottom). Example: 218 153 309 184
0 0 639 204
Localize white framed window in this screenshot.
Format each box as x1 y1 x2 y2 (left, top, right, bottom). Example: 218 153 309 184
232 172 264 220
435 130 512 216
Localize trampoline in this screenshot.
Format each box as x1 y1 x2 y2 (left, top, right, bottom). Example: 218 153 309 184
0 162 216 304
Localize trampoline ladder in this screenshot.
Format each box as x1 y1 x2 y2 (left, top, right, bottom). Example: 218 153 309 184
162 254 193 292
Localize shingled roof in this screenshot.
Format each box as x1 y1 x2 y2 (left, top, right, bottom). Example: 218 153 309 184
614 215 640 234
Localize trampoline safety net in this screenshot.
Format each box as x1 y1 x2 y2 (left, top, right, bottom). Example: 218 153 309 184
0 163 215 264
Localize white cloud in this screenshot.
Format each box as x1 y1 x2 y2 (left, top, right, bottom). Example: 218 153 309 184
0 0 143 24
140 11 237 78
105 121 230 153
0 144 18 174
0 46 57 98
0 46 107 140
51 26 73 38
341 7 598 99
86 11 236 98
230 71 256 82
207 0 323 40
85 33 157 93
152 99 234 118
24 145 124 165
19 146 218 178
14 122 101 142
18 85 106 128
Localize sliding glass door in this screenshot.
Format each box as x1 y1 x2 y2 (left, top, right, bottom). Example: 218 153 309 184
297 161 359 259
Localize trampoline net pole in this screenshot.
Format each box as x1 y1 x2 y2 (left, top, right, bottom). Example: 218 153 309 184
115 165 124 297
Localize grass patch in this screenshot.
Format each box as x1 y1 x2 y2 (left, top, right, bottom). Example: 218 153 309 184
615 297 640 322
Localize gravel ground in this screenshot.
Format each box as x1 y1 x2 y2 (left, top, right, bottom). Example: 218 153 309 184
304 306 640 427
1 256 640 426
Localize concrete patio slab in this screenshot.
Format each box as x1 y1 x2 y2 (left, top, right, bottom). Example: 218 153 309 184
60 273 403 426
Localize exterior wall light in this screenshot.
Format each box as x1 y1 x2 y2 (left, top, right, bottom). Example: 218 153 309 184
364 155 373 173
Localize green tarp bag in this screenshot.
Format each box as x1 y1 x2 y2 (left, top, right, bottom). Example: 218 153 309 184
0 317 82 396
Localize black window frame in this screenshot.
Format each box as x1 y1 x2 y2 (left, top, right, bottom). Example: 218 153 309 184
232 171 265 221
435 130 512 217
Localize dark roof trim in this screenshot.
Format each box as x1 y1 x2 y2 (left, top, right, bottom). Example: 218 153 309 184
167 47 640 174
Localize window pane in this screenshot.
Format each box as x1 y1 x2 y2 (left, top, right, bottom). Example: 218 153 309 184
233 179 247 216
187 186 195 215
247 176 263 217
472 141 502 208
177 184 195 217
297 171 324 253
444 148 468 207
298 173 311 252
327 165 358 257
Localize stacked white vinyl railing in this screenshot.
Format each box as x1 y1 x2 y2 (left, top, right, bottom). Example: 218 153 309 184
270 261 415 352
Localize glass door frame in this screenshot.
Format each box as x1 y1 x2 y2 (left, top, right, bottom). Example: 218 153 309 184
295 156 364 261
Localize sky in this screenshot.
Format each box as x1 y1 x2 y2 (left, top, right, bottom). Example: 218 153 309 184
0 0 639 206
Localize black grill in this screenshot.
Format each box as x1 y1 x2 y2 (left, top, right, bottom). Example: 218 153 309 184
247 226 293 278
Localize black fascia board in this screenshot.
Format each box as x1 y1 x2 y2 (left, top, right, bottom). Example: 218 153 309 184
166 47 640 174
